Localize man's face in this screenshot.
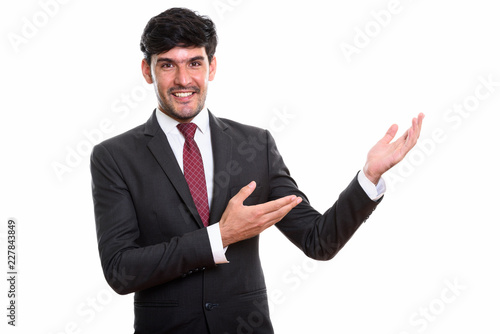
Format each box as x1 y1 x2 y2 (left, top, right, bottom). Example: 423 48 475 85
142 46 217 123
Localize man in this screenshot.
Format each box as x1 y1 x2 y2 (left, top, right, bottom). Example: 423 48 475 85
91 7 424 334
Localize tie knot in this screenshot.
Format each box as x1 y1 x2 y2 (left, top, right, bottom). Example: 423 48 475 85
177 123 197 139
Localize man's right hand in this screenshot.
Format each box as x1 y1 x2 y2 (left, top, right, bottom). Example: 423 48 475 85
219 181 302 248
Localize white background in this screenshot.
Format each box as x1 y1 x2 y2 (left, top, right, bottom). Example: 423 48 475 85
1 0 499 333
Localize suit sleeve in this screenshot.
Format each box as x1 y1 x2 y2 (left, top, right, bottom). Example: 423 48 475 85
90 144 216 295
266 130 381 260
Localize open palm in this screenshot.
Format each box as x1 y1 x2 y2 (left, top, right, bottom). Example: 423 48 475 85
363 113 425 184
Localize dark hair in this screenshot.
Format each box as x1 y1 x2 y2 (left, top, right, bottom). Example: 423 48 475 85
140 8 218 65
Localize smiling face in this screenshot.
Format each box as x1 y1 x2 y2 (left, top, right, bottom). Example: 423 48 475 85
142 46 217 123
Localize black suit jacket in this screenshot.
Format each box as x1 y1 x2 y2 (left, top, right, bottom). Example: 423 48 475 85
91 111 380 334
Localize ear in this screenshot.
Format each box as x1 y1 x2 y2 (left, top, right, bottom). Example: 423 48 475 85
141 58 154 84
208 56 217 82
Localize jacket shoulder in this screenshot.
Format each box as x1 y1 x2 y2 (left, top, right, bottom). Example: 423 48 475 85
94 112 159 152
216 116 268 137
97 123 146 148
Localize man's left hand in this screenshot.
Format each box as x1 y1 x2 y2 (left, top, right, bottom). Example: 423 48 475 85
363 113 425 185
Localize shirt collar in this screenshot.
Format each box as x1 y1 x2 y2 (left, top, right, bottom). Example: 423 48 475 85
156 107 210 135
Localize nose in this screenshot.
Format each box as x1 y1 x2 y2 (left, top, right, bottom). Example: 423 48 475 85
174 66 192 87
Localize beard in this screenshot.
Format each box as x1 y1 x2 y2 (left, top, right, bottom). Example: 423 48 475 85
156 86 207 122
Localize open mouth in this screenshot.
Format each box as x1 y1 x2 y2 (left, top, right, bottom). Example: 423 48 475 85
170 87 200 99
172 92 194 98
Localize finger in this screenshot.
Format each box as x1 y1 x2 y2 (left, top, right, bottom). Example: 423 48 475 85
401 114 424 153
416 113 425 136
262 196 303 226
407 114 423 145
254 194 301 215
402 114 420 145
418 112 425 124
231 181 257 205
410 113 424 136
380 124 398 144
393 128 410 148
405 127 415 148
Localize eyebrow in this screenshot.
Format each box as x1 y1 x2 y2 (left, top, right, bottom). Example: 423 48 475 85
156 56 206 64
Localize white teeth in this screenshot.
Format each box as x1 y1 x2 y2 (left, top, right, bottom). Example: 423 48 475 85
174 92 193 97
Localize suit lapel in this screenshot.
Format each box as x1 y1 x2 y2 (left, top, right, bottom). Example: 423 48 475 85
208 111 233 225
144 112 205 228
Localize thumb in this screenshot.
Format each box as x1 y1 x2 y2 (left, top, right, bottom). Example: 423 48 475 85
231 181 256 205
380 124 398 144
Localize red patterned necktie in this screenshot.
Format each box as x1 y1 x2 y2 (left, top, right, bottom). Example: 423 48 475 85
177 123 210 227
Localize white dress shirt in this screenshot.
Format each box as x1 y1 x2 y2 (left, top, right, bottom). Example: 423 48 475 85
155 108 386 265
156 108 228 264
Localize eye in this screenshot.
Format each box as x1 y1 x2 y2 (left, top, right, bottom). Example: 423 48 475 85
160 63 173 69
190 61 202 67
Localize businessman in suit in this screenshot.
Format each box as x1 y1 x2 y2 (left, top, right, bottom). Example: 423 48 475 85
91 7 424 334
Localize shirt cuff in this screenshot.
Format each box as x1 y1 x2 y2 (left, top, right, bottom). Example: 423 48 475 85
357 169 386 201
206 223 229 264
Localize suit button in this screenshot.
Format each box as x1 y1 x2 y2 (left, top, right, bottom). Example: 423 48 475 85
181 274 187 278
188 270 193 275
205 303 218 311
